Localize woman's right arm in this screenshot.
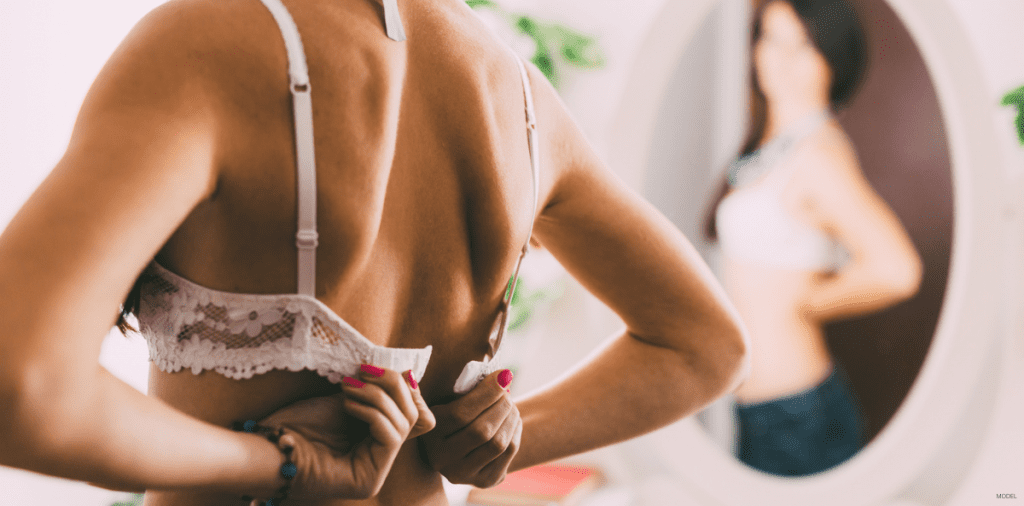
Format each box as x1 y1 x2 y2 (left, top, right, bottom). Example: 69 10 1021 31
507 63 749 470
418 61 750 485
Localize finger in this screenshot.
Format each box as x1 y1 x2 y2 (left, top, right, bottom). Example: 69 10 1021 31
436 368 513 436
403 370 436 439
339 400 403 499
443 394 515 457
341 394 404 449
357 365 419 432
472 414 522 488
446 399 518 477
342 376 411 440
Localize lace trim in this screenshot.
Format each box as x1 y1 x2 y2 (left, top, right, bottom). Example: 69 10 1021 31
137 262 432 383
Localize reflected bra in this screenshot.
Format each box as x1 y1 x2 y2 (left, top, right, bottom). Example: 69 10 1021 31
716 110 848 271
136 0 539 393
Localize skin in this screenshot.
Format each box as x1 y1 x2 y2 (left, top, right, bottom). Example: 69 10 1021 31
725 1 923 404
0 0 748 504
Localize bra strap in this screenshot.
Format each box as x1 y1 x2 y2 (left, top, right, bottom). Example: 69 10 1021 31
382 0 407 41
506 55 539 300
257 0 319 297
515 55 540 232
487 55 540 358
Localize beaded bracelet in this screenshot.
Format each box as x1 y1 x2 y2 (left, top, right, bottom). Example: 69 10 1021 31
232 420 298 506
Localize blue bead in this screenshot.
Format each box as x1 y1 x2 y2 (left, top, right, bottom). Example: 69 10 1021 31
243 420 257 433
280 462 298 479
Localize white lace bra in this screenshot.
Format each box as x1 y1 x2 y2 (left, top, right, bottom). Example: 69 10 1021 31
136 0 540 394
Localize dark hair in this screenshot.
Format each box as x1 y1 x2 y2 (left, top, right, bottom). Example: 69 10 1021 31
116 281 143 334
704 0 867 240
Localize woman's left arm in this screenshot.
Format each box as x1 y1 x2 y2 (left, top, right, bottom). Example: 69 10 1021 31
799 138 923 321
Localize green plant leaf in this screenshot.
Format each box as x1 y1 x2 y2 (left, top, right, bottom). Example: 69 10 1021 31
467 0 605 89
465 0 497 9
1016 112 1024 146
110 493 144 506
1002 85 1024 145
554 27 605 69
1001 85 1024 106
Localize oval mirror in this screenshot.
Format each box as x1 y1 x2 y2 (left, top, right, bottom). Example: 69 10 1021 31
609 0 1005 503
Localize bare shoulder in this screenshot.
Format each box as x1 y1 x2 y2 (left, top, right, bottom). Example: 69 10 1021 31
76 0 287 124
787 122 872 205
94 0 393 103
795 122 862 182
785 121 904 238
517 59 605 212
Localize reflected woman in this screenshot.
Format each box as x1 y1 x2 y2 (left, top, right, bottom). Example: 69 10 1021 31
705 0 922 476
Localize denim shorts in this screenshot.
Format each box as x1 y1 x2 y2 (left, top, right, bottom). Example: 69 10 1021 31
736 364 866 476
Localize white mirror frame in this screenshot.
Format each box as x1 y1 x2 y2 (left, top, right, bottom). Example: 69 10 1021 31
607 0 1009 504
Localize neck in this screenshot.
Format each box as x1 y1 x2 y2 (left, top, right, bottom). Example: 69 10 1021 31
762 97 830 143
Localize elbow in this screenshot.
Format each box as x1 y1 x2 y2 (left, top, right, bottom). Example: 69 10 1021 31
0 364 30 438
0 370 36 465
903 256 924 297
0 361 80 464
718 318 751 394
883 254 924 302
686 313 750 399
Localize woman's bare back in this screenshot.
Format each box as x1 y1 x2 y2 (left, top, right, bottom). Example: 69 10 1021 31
145 0 544 503
0 0 748 497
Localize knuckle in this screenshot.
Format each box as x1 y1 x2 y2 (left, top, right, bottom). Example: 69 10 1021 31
383 369 403 388
486 430 510 452
421 412 438 432
450 408 474 428
498 396 515 412
403 404 418 419
468 423 497 446
363 384 386 403
507 434 520 453
464 430 487 448
484 438 506 454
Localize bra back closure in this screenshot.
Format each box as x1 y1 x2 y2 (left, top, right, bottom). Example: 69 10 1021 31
256 0 540 393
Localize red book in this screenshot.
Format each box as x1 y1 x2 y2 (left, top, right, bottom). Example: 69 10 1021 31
466 464 604 506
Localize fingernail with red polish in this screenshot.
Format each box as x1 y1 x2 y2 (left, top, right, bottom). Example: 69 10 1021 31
360 364 385 377
497 369 514 389
342 376 365 388
403 370 418 390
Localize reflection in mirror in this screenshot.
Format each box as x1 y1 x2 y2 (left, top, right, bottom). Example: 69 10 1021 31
641 0 952 477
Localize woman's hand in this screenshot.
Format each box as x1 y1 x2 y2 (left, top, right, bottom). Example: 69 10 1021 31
419 369 521 488
257 366 435 500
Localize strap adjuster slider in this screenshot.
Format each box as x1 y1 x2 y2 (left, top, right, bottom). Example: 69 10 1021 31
296 230 319 249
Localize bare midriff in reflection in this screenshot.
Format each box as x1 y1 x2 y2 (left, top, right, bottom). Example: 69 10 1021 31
722 261 832 404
